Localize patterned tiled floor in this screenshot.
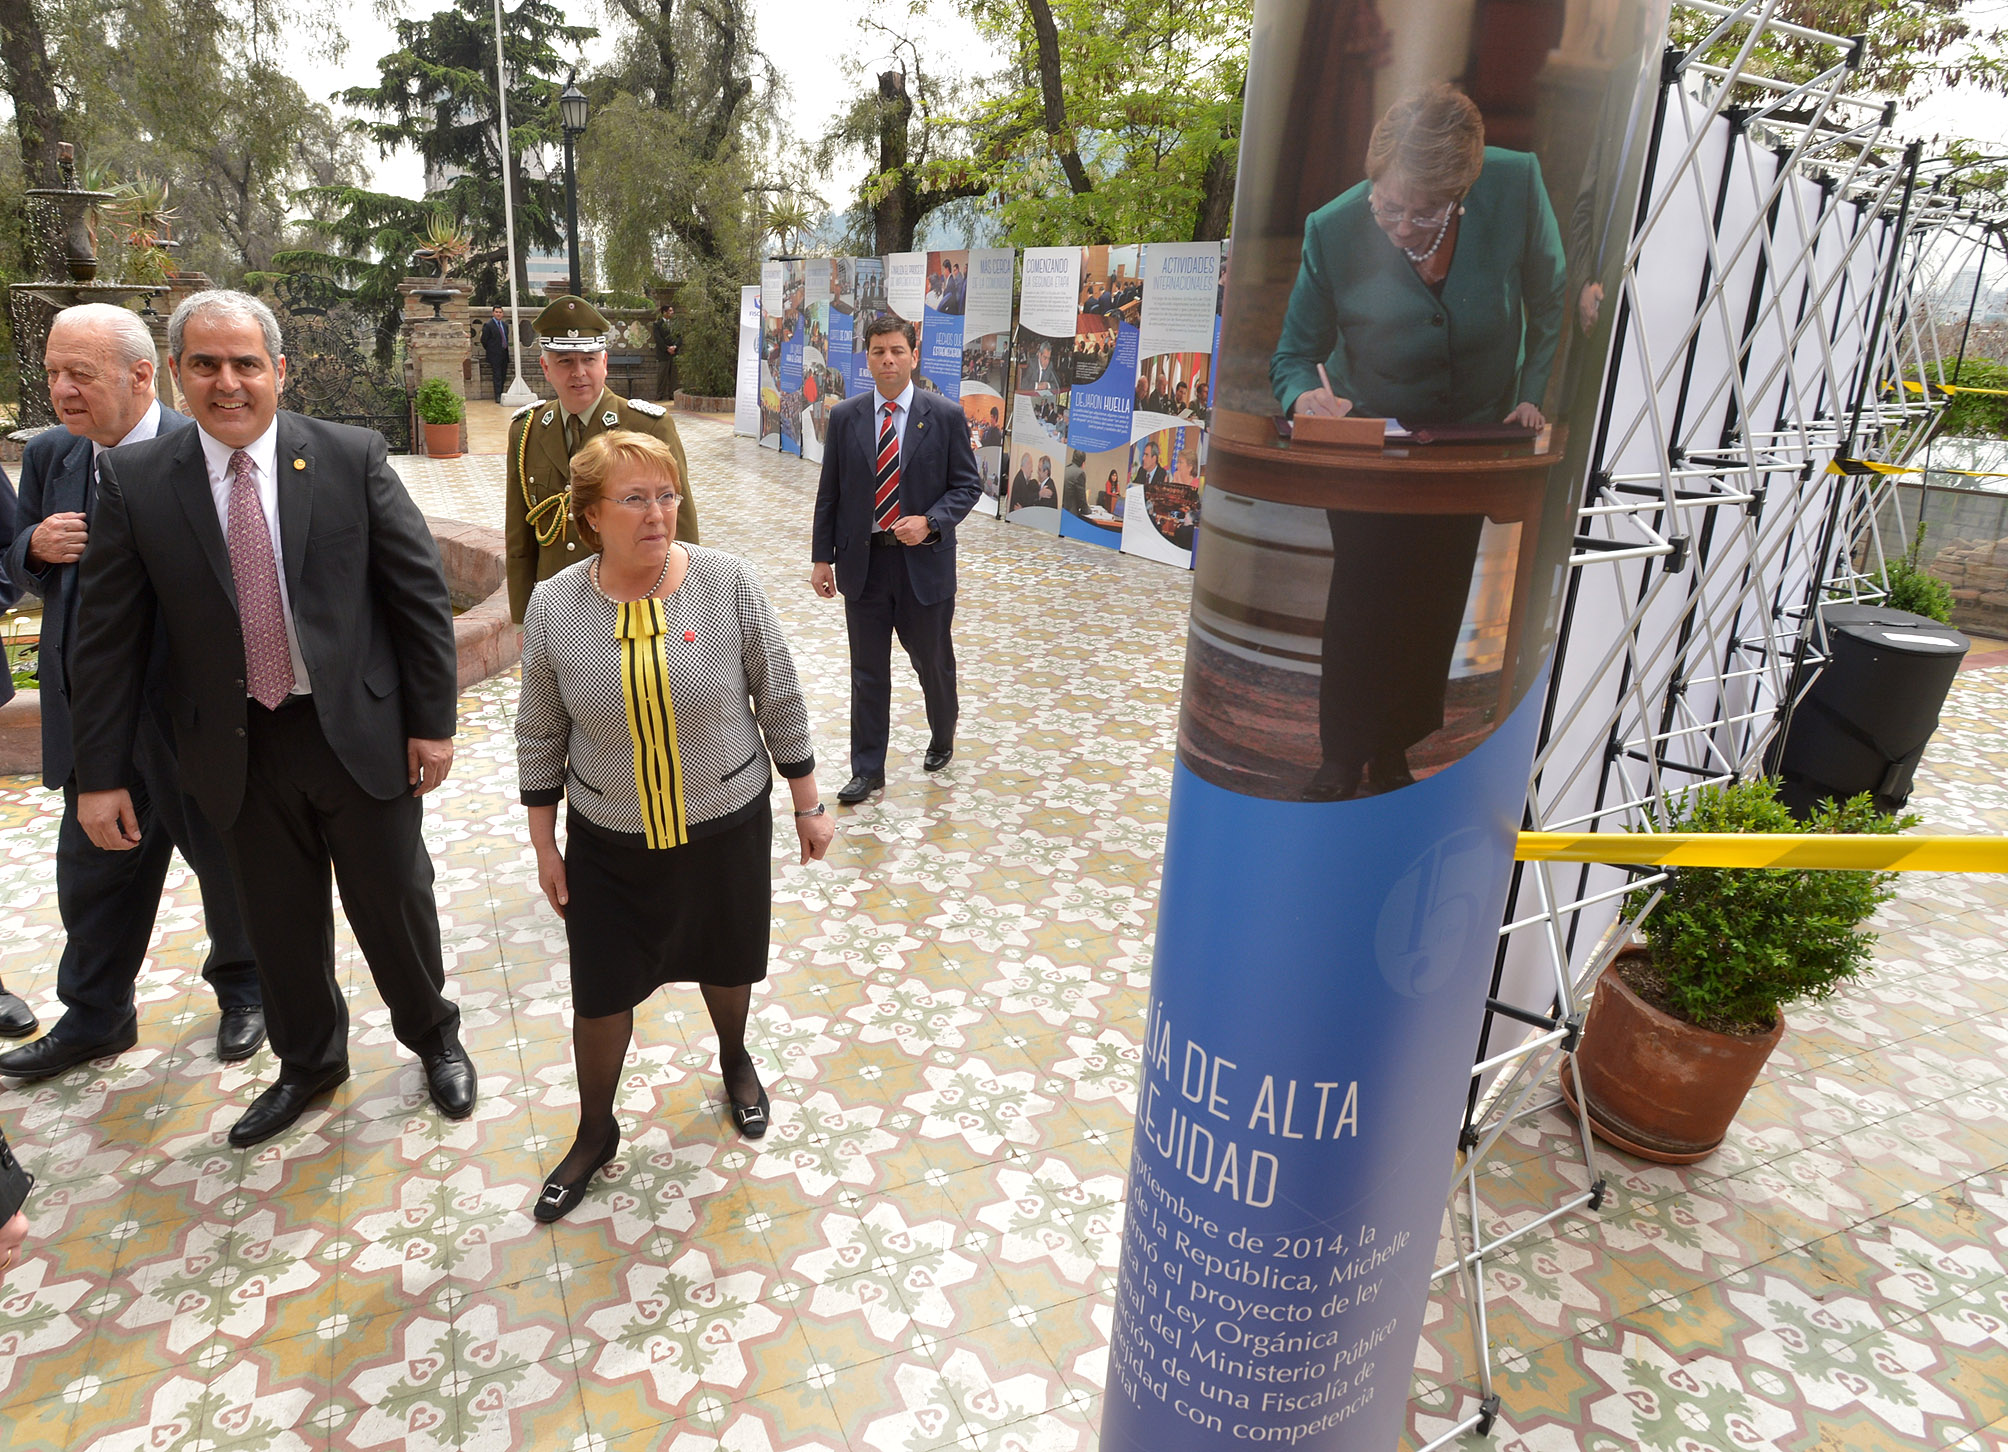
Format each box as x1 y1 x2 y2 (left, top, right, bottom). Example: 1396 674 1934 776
1 415 2006 1450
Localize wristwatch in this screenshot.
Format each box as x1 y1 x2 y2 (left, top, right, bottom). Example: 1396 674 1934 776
794 803 827 818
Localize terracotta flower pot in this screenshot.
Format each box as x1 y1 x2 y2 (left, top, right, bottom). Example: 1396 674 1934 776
423 420 462 459
1562 949 1784 1164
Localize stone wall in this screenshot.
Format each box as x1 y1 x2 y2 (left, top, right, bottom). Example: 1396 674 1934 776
1931 536 2008 640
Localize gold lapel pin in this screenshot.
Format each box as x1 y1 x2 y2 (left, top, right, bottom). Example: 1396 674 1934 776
292 458 306 470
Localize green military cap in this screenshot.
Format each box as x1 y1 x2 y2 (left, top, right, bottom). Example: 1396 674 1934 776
534 295 610 353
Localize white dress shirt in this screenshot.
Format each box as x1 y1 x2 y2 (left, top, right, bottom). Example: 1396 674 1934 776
91 399 162 462
872 380 914 458
198 419 313 696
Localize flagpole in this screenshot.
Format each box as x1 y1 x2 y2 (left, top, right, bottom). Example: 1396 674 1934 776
494 0 537 407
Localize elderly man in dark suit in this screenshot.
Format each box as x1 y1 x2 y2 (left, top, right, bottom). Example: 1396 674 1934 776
811 315 982 804
68 289 475 1149
0 303 265 1081
0 467 32 1041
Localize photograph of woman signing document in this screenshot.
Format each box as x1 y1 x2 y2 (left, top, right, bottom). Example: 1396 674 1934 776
1271 83 1565 801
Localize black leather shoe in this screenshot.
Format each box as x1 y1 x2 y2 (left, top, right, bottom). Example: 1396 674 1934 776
228 1068 348 1148
923 743 954 772
534 1123 621 1224
422 1045 477 1120
1364 750 1416 795
0 1026 138 1081
0 992 37 1039
216 1007 266 1063
728 1085 772 1141
836 773 885 805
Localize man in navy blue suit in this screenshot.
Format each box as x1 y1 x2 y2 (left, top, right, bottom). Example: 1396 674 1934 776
811 315 982 804
0 303 263 1081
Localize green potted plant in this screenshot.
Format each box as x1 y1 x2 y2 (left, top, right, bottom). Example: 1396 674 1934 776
1564 777 1909 1163
415 377 465 459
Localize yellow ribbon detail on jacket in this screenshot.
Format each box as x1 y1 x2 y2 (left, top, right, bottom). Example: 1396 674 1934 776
1516 832 2008 873
617 598 687 849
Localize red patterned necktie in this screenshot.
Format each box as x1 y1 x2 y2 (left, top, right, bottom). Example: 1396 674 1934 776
874 399 901 532
225 449 293 709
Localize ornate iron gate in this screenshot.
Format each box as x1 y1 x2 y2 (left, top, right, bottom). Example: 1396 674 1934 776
270 279 412 450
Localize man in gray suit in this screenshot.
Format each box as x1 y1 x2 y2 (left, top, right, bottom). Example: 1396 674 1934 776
68 290 474 1148
0 304 263 1080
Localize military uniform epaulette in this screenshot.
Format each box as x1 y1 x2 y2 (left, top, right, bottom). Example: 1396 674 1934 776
627 398 666 418
512 400 540 418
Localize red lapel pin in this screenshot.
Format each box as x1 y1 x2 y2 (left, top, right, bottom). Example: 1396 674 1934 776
684 630 695 643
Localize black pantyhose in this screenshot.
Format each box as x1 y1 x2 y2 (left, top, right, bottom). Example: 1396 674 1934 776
547 983 762 1186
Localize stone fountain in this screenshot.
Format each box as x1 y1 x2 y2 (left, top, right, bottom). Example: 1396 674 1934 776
9 143 168 433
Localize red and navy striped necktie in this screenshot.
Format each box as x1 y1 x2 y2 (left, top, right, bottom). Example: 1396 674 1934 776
874 400 901 532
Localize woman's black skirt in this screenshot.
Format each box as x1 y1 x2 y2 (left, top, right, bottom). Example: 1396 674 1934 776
564 798 773 1017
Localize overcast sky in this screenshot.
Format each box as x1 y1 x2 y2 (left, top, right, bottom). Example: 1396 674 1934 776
298 1 2008 216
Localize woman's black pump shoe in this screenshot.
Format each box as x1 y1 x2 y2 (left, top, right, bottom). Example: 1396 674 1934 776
534 1123 621 1223
729 1085 771 1141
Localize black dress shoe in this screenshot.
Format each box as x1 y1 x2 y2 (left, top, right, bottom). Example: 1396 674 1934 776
0 992 37 1039
228 1068 348 1148
0 1026 138 1081
923 743 954 772
534 1123 621 1223
1301 760 1364 802
216 1007 266 1063
1364 750 1416 795
728 1085 772 1141
422 1045 477 1120
836 773 885 805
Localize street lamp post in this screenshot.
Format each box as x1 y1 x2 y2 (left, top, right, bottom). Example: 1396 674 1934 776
560 82 588 299
492 0 536 408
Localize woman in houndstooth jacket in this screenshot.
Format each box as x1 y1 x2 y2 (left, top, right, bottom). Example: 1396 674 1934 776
517 431 835 1223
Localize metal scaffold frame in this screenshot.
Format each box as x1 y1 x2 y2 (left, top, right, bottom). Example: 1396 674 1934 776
1409 2 2004 1443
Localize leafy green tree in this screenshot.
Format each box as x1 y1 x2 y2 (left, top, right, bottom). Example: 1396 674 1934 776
319 0 595 304
817 1 1250 250
577 0 780 396
957 0 1249 245
1669 1 2007 100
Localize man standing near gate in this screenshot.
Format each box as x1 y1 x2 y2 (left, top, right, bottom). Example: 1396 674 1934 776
67 289 476 1149
0 303 264 1081
810 315 982 804
481 306 511 404
651 301 680 404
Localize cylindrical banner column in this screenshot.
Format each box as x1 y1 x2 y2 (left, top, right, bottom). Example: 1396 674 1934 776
1100 3 1669 1448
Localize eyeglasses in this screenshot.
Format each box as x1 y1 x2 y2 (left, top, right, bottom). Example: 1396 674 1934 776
1368 192 1458 230
609 490 681 513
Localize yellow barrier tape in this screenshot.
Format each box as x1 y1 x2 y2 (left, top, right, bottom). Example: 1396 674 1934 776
1516 832 2008 872
1894 378 2008 399
1826 457 2008 481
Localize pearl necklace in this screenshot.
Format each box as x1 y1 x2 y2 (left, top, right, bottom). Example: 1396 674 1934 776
1401 206 1462 265
590 549 674 603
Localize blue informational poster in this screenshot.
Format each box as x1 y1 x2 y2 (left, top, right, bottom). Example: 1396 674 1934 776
775 259 805 457
918 247 969 401
848 257 885 399
1121 241 1223 569
1001 246 1079 532
1096 1 1664 1447
1063 244 1142 549
757 260 785 451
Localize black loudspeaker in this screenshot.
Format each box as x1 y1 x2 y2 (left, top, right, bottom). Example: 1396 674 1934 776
1771 605 1969 817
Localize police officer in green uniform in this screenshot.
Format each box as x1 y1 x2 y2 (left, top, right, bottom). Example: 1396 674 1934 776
505 295 700 623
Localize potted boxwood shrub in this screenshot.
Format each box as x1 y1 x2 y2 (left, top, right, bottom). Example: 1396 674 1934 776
1564 777 1909 1163
415 377 464 459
